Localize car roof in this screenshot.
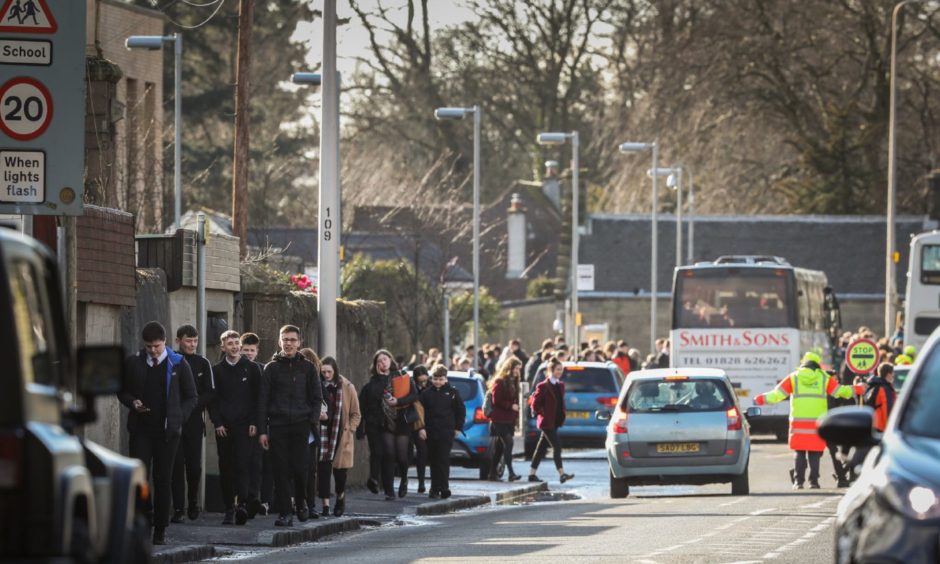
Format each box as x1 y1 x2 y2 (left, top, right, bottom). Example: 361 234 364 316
538 361 616 369
627 368 728 381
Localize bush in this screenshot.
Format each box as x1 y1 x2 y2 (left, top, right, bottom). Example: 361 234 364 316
527 276 559 299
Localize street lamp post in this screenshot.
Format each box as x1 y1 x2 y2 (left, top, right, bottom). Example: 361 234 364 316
435 106 482 370
620 141 659 354
649 166 683 270
538 132 580 353
886 0 920 338
126 33 183 231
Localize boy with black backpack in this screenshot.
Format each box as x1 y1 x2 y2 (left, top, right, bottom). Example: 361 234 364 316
864 363 897 432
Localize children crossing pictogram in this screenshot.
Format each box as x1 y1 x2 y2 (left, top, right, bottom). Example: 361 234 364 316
0 0 57 34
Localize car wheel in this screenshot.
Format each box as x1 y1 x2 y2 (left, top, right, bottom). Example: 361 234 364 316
70 517 95 564
775 429 788 443
610 471 629 499
731 464 750 495
478 459 491 481
128 512 153 563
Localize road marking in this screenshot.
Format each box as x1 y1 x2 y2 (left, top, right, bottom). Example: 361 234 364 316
748 508 777 515
718 498 747 507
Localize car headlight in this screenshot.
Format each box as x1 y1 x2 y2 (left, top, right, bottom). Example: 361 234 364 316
878 476 940 521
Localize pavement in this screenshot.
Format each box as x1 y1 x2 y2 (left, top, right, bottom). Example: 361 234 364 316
152 470 548 563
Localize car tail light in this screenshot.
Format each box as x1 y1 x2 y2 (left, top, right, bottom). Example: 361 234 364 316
727 407 742 431
0 432 21 489
475 446 488 454
473 407 488 423
596 396 619 408
610 412 628 434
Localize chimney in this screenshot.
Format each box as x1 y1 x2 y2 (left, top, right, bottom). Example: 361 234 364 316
506 193 526 278
542 160 561 211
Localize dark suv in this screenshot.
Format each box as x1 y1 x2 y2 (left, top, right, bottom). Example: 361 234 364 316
0 229 149 562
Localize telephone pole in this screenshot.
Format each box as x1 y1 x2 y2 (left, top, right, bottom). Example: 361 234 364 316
232 0 254 258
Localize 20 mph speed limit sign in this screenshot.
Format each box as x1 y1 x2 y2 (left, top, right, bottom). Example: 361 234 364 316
0 0 84 216
0 77 51 141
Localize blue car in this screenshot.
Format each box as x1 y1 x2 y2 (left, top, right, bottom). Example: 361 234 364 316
524 361 625 458
445 372 503 480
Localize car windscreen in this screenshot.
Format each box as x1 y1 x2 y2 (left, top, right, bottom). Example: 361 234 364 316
899 354 940 439
448 378 479 401
625 378 733 413
533 367 618 393
673 267 796 329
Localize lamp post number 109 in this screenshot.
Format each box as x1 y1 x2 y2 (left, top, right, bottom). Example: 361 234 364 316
323 207 332 240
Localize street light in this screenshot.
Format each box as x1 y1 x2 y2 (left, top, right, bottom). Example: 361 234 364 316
886 0 922 338
126 34 183 231
538 131 580 353
649 166 683 270
619 141 659 354
435 106 482 370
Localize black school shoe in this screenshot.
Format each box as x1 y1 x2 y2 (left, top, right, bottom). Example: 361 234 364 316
295 504 309 522
366 478 380 494
152 527 166 545
222 508 235 525
235 505 248 525
170 509 185 524
247 498 262 519
334 496 345 517
560 473 575 483
398 478 409 498
188 505 200 521
441 489 452 499
274 514 293 527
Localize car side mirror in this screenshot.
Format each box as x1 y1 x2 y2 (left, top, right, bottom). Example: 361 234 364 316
745 406 761 418
77 345 125 396
818 406 878 447
596 410 612 422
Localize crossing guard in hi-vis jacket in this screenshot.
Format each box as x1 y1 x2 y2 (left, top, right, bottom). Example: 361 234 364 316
754 351 859 489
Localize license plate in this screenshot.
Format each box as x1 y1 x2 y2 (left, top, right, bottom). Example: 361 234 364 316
656 442 700 453
736 389 750 397
567 411 592 419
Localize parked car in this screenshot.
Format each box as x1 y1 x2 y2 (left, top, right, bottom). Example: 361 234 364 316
445 372 501 480
819 330 940 564
0 228 150 562
606 368 751 498
524 361 624 458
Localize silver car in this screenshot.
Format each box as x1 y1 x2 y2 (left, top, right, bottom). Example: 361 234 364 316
606 368 751 498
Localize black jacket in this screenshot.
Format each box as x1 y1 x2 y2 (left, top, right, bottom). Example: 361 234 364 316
419 384 466 439
359 373 389 434
524 352 543 386
180 352 216 435
118 349 197 438
257 352 322 434
209 356 262 428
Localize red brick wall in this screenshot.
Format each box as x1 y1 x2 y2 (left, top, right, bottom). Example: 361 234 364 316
77 205 136 307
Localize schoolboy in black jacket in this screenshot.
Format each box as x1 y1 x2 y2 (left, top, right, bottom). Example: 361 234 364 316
210 330 263 525
419 365 466 499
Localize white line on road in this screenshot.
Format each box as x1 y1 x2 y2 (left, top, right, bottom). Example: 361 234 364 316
718 498 747 507
748 508 778 515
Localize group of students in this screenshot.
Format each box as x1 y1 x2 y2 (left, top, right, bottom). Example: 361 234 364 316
119 321 361 545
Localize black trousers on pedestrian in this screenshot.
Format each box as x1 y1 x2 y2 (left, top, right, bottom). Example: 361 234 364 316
489 422 515 477
130 432 180 529
316 459 348 500
258 448 274 505
531 428 563 471
171 427 202 512
305 441 319 509
794 450 822 484
269 422 310 517
427 434 454 494
826 442 847 482
412 429 428 486
381 430 410 496
216 424 254 509
366 429 383 484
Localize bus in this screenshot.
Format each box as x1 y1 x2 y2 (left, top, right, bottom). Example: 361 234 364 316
670 256 839 439
904 230 940 353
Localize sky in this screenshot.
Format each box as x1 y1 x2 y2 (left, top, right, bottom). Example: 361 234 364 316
294 1 474 83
